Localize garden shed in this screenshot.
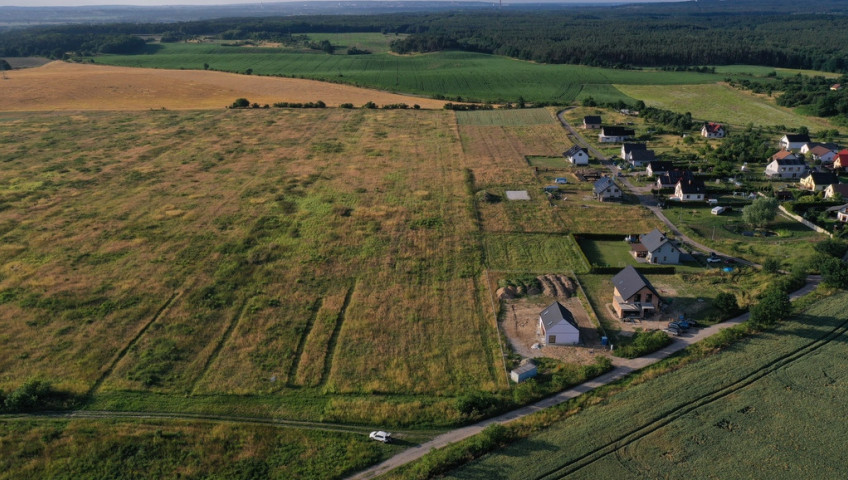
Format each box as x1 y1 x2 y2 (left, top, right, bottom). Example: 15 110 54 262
510 362 538 383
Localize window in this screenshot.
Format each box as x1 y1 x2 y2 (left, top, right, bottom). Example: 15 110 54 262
548 335 556 344
645 293 652 303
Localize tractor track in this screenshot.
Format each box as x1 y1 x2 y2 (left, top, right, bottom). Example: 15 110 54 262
533 317 848 480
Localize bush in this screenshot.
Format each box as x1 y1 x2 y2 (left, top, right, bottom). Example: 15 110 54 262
614 330 672 358
230 98 250 109
714 292 740 316
3 379 60 412
749 286 790 328
814 238 848 258
455 391 504 417
819 255 848 288
763 257 782 273
340 103 354 109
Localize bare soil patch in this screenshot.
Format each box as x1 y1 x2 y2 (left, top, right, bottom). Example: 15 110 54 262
502 295 608 365
0 61 450 111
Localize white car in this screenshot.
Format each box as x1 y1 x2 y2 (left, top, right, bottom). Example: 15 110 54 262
369 431 392 443
706 254 722 263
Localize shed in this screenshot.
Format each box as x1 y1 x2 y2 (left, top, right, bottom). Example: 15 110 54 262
544 185 559 193
555 177 568 184
510 362 538 383
506 190 531 201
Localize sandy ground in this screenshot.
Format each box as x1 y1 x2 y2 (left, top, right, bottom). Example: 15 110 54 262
502 296 609 365
0 61 451 111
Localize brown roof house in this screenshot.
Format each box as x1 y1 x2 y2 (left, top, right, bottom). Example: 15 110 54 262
612 265 661 319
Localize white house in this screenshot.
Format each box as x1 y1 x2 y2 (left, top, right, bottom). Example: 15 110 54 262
701 122 725 138
631 228 680 264
780 134 811 151
538 301 580 345
646 161 675 177
825 183 848 199
807 145 837 164
839 206 848 223
672 177 706 202
593 176 622 202
628 149 656 168
599 126 635 143
563 145 590 165
765 156 807 179
621 143 647 161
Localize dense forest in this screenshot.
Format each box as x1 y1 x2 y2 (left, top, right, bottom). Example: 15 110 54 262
2 0 848 72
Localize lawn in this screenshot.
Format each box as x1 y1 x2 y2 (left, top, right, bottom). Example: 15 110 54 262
455 108 555 126
615 83 836 130
0 108 505 424
442 291 848 480
576 239 639 268
484 233 589 273
92 45 725 104
666 203 827 269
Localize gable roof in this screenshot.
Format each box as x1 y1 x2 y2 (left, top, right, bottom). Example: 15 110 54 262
601 126 635 137
630 149 656 162
583 115 602 125
639 228 673 253
783 133 811 143
622 142 647 154
539 301 578 330
772 150 797 161
772 157 806 167
702 122 723 133
803 171 838 186
677 177 706 194
563 145 588 158
647 160 674 172
612 266 659 301
827 184 848 197
810 145 837 157
593 176 618 194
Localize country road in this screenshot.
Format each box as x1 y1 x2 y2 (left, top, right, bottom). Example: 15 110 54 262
349 275 821 480
555 109 756 266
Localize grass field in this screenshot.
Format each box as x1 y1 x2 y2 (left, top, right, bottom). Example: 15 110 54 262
92 45 725 104
615 83 835 130
444 291 848 479
0 108 504 422
0 418 397 479
455 108 555 126
484 233 589 273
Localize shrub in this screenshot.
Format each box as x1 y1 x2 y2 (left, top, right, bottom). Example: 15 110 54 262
614 330 672 358
230 98 250 108
814 238 848 258
4 379 55 412
340 103 354 109
714 292 740 316
762 257 781 273
749 286 791 328
455 391 503 417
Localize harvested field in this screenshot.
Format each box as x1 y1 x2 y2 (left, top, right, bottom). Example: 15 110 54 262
0 61 450 112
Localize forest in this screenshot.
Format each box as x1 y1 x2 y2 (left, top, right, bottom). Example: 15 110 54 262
2 0 848 72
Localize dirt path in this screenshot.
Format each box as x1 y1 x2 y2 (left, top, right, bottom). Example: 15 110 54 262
347 275 820 480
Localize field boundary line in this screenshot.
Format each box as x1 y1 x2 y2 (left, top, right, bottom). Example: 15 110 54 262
319 284 355 386
289 297 323 386
534 317 848 480
189 297 250 395
86 291 180 398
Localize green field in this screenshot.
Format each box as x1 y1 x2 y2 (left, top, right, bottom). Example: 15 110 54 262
484 233 589 273
456 108 555 126
576 239 639 268
444 291 848 479
615 83 835 129
92 44 724 104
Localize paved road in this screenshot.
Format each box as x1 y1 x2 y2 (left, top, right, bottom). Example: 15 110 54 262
348 275 821 480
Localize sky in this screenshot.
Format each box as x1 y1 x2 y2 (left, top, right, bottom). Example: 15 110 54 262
1 0 660 6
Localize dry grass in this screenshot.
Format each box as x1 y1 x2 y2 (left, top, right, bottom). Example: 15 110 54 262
0 108 505 405
0 61 450 111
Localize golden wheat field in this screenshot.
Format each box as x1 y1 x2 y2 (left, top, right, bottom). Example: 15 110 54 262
0 61 450 111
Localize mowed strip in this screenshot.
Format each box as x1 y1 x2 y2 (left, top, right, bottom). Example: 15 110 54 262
0 61 450 111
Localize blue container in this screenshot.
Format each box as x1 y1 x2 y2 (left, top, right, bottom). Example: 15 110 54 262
723 267 734 273
601 336 609 346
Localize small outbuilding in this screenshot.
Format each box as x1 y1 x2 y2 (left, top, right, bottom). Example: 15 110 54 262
510 361 538 383
539 301 580 345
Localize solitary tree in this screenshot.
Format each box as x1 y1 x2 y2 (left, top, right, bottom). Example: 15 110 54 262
742 196 779 229
749 286 791 328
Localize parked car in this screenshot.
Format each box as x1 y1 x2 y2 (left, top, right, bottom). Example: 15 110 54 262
706 253 722 263
369 431 392 443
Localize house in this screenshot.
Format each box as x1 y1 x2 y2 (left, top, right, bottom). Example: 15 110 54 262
656 169 693 190
599 126 635 143
780 133 811 151
646 161 675 177
612 265 661 319
538 301 580 345
765 157 807 179
672 177 706 202
808 145 837 164
833 149 848 171
838 205 848 223
770 150 798 163
583 115 602 129
593 176 622 202
510 361 537 383
800 171 838 191
832 84 842 91
631 228 680 264
621 143 647 161
825 183 848 200
701 122 725 138
563 145 590 165
628 149 656 167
